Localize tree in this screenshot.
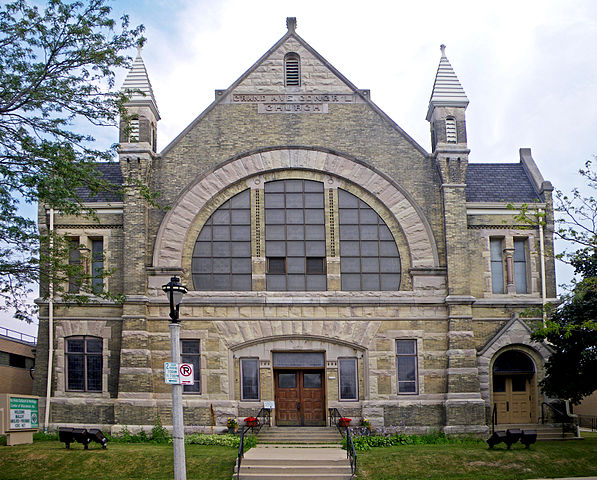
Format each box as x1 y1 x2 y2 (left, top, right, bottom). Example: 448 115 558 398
0 0 144 321
531 160 597 404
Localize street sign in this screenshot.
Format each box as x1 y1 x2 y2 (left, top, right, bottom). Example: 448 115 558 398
9 397 38 430
178 363 194 385
164 362 180 384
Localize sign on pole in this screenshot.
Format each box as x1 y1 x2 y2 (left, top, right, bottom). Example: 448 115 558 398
178 363 194 385
164 362 180 384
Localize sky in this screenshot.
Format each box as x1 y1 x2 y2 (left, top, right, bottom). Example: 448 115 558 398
2 0 596 339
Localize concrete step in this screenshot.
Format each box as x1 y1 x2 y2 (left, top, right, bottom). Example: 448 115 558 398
257 426 343 445
235 445 353 480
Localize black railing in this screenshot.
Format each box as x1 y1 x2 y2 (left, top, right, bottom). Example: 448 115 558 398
541 401 577 438
328 408 356 477
491 404 498 435
235 407 272 480
577 414 597 432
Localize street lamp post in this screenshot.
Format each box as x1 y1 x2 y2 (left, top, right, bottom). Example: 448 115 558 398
162 276 188 480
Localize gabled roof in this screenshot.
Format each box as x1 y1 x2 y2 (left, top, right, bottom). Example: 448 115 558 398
161 18 428 156
121 48 160 120
426 45 468 121
466 163 543 203
75 163 123 203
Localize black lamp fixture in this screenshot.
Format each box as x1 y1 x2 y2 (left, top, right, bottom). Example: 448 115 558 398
162 276 188 322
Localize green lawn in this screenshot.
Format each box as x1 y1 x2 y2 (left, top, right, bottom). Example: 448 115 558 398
357 435 597 480
0 441 237 480
1 435 597 480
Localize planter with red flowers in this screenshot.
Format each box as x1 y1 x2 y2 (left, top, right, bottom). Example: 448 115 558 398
338 417 351 428
244 416 259 428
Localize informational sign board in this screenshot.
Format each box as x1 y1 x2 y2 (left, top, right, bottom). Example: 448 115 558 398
9 397 38 430
164 362 194 385
263 401 275 409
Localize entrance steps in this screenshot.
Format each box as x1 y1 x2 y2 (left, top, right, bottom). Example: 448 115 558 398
234 445 353 480
496 423 581 441
257 426 343 445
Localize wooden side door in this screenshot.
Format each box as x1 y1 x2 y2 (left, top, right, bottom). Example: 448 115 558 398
493 375 533 424
301 371 325 426
275 371 300 426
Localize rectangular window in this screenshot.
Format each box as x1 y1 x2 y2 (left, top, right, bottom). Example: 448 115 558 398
181 340 201 393
240 358 259 401
514 238 528 293
490 238 504 294
91 238 103 293
339 357 358 401
306 257 325 274
396 339 418 394
66 336 102 392
267 257 286 273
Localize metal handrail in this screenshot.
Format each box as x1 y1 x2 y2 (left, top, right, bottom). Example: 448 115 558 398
491 404 498 435
0 326 37 344
541 401 576 438
235 407 272 479
328 408 356 477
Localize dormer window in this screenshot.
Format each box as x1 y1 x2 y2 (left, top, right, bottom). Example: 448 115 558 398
445 117 457 143
285 53 300 87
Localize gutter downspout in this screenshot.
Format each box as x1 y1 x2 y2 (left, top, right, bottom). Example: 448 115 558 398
539 208 547 326
44 207 54 432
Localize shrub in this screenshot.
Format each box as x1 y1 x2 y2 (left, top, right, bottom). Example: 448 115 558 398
151 417 170 444
185 433 257 450
344 430 482 451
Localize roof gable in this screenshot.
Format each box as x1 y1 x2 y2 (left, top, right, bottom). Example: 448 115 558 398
161 19 428 156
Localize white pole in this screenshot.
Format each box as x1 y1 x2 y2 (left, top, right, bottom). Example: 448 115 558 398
44 207 54 433
539 209 547 327
170 322 187 480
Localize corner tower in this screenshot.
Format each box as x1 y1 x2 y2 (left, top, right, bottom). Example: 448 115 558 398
428 46 485 434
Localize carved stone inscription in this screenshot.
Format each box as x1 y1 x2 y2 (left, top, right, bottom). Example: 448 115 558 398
231 93 356 114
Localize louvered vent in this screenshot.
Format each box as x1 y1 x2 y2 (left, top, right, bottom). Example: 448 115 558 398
129 117 139 142
285 53 300 87
445 117 457 143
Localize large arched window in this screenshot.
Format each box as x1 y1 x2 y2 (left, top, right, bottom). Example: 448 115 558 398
191 178 402 292
338 189 401 290
192 189 251 290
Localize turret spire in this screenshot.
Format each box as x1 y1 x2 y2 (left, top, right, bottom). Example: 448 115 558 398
121 49 160 120
426 44 468 121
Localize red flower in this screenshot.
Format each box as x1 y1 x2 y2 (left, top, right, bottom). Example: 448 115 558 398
243 417 257 422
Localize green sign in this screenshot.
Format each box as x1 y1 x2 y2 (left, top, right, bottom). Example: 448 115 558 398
10 397 38 430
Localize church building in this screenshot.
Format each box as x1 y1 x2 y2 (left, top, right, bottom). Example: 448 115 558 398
34 18 557 434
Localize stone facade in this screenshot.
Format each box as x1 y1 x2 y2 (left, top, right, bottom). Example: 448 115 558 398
34 19 557 435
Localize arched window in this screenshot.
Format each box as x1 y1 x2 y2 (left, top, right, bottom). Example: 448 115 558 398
192 189 252 290
493 350 535 374
445 117 457 143
285 53 300 87
65 336 102 392
338 189 401 290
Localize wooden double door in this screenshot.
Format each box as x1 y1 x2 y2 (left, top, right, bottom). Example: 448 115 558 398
493 375 535 424
274 369 325 426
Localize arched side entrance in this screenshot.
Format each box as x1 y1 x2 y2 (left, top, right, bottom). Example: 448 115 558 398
492 349 537 424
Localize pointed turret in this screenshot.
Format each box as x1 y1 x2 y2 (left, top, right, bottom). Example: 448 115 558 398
119 47 159 152
426 45 468 152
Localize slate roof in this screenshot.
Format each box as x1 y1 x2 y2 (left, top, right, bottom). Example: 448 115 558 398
75 163 123 202
466 163 543 203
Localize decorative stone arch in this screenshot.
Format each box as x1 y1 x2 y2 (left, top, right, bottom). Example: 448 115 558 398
153 148 439 274
477 315 552 405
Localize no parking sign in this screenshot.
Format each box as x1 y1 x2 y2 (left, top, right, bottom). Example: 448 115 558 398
164 362 194 385
178 363 194 385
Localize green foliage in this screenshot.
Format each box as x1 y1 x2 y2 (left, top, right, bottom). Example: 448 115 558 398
150 416 170 444
345 431 481 451
0 0 144 321
185 433 257 450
